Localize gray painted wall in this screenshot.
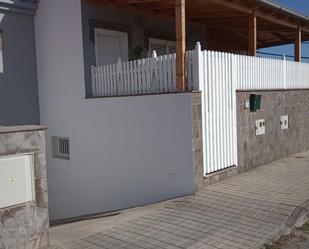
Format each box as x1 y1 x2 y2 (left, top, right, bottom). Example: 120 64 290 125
81 3 206 97
0 1 40 125
237 90 309 172
35 0 194 221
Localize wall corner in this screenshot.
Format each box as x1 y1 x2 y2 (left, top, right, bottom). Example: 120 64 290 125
191 91 204 192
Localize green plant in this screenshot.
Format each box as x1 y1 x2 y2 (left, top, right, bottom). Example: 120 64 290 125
297 221 309 233
131 46 144 60
261 233 296 249
263 243 280 249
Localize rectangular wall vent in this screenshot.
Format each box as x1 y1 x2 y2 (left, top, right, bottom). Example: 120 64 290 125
52 137 70 160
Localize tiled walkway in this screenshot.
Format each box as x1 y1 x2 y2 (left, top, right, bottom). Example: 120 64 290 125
50 151 309 249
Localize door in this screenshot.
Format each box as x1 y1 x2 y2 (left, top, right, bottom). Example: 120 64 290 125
95 28 129 65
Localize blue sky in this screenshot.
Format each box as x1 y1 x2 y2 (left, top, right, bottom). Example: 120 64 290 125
260 0 309 59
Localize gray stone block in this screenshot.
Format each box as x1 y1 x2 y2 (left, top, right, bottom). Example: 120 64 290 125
237 90 309 172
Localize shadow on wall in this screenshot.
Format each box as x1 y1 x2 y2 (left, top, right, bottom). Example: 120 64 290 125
0 2 40 125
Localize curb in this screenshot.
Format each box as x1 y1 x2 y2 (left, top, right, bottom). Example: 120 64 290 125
253 199 309 249
285 199 309 228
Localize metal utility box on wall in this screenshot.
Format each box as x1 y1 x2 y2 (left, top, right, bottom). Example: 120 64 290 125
281 115 289 130
250 94 262 112
256 119 266 136
0 154 35 208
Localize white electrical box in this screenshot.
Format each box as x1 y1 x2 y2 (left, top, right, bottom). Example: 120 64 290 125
256 119 266 136
0 154 35 208
281 115 289 130
245 99 250 109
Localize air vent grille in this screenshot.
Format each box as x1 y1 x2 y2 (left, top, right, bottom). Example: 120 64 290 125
52 137 70 160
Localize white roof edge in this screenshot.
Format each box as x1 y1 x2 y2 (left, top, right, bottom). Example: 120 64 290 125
258 0 309 22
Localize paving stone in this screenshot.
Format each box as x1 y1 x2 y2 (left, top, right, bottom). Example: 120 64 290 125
48 151 309 249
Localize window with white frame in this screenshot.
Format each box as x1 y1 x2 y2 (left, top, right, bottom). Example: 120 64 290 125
0 32 3 73
149 38 176 56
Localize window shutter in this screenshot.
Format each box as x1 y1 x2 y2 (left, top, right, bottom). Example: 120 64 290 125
149 38 177 56
167 41 177 54
149 38 167 56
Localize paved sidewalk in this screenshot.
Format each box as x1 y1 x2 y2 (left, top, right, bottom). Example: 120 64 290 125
49 151 309 249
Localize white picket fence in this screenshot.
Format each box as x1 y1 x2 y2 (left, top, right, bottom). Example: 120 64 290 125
91 53 196 97
192 43 309 174
235 54 309 90
286 60 309 89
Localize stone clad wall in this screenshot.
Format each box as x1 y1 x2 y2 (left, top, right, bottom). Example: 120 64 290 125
0 126 49 249
191 92 204 191
237 90 309 172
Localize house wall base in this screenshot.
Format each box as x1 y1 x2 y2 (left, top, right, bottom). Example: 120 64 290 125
204 166 238 185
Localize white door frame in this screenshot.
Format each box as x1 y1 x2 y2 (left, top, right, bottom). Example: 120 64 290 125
94 28 129 65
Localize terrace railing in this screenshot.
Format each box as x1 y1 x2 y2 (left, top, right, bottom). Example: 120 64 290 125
91 52 196 97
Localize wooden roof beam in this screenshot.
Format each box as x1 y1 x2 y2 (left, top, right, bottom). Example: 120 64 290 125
205 0 252 14
175 0 186 91
85 0 176 21
207 0 309 33
187 11 247 18
248 10 257 56
271 32 290 41
295 26 302 62
127 0 163 4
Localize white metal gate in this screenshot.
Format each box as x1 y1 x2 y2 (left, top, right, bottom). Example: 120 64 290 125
201 50 238 174
189 43 238 174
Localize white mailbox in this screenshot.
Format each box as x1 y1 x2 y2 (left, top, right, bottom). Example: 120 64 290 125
281 115 289 130
0 154 35 208
256 119 266 136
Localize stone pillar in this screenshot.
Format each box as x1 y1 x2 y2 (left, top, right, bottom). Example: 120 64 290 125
0 125 49 249
191 91 204 191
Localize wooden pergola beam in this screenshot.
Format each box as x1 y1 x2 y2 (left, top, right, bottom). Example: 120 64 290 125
248 10 257 56
295 26 302 62
85 0 309 51
175 0 186 91
127 0 162 4
206 0 251 14
207 0 309 34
